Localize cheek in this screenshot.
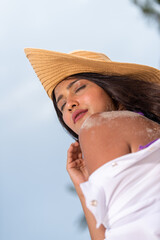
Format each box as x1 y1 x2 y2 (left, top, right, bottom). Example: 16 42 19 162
81 94 93 104
82 90 114 110
62 112 72 128
62 112 69 125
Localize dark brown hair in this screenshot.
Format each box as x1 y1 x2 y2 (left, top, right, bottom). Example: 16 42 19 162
52 73 160 140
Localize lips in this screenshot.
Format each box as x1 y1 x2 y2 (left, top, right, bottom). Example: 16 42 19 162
72 109 88 124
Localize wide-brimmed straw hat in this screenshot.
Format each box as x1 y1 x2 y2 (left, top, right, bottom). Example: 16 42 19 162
24 48 160 99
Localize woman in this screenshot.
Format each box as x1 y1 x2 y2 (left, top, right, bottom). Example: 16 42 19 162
24 49 160 240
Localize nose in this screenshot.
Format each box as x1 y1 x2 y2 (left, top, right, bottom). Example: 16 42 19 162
67 99 79 112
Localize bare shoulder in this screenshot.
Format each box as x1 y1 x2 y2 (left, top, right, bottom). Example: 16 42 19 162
80 110 160 143
80 110 141 132
80 110 147 142
79 111 160 175
79 111 135 175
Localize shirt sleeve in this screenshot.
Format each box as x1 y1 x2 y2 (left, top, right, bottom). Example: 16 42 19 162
80 180 108 228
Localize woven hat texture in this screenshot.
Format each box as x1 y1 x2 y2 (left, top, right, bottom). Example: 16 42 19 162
24 48 160 99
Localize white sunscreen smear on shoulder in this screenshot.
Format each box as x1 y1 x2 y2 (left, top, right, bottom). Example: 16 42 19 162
81 110 141 130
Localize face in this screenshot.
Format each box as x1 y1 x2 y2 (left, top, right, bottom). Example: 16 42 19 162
54 78 117 135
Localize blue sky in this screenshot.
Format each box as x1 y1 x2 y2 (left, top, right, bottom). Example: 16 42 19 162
0 0 160 239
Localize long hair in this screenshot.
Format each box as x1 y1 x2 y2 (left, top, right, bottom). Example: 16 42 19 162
51 73 160 140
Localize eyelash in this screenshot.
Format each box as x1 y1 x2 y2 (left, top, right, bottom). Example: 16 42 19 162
61 103 66 111
75 85 86 93
60 85 86 112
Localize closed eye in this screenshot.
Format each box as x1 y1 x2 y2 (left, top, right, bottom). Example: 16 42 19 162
61 102 66 111
75 85 86 93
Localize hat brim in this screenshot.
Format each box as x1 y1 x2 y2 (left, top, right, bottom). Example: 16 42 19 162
24 48 160 99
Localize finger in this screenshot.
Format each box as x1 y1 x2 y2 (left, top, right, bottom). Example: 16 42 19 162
78 152 82 159
67 146 73 157
69 144 81 157
73 141 79 146
67 143 79 163
68 159 83 168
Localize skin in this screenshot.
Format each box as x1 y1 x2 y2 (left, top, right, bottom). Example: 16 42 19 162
54 78 117 135
79 112 160 175
54 78 160 240
55 78 119 239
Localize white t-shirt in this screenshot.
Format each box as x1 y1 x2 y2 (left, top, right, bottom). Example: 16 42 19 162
80 139 160 240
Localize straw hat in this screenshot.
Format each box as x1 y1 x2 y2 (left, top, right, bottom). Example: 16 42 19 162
24 48 160 99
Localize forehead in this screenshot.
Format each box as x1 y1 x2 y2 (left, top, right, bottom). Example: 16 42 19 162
54 78 88 98
54 79 75 95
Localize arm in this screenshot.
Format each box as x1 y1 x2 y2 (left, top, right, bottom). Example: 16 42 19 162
67 112 137 239
79 114 131 175
67 141 105 240
75 111 160 238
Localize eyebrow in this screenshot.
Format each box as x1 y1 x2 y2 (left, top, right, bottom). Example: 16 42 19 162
56 79 80 104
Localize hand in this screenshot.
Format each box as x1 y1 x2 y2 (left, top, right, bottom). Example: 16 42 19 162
67 141 89 186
